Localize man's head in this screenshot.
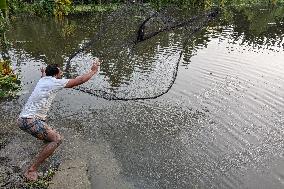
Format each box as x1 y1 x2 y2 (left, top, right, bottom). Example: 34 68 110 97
45 64 63 79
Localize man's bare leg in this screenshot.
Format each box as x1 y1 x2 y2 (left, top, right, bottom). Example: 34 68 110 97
24 128 62 181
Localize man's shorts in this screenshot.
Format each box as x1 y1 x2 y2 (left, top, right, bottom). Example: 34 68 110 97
17 117 49 141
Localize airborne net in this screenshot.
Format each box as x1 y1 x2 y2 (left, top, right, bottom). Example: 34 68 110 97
65 5 219 100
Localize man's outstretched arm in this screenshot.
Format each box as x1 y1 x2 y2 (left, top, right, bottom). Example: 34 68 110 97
65 59 101 88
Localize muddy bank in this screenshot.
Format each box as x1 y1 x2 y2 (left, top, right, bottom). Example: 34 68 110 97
0 99 91 189
0 100 55 188
0 100 24 188
0 133 24 188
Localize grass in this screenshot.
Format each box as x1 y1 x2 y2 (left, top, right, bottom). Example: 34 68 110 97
25 168 56 189
71 3 120 14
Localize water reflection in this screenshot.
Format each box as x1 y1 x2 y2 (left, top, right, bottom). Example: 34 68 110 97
220 6 284 49
6 6 284 95
7 14 102 65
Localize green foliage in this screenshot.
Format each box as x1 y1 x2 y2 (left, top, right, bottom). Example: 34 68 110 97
5 0 284 16
146 0 284 10
9 0 72 18
40 0 56 15
0 0 7 10
0 0 8 35
7 0 29 14
0 74 20 97
54 0 72 19
7 0 54 15
0 60 20 98
0 9 8 34
91 3 119 12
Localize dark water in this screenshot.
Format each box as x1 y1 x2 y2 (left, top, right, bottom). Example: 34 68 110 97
1 5 284 189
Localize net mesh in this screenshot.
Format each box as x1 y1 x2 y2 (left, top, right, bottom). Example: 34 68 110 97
65 5 219 100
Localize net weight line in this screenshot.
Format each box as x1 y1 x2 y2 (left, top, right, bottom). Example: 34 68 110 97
68 7 220 101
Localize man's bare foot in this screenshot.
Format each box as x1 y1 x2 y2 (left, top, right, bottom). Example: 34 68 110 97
24 169 38 181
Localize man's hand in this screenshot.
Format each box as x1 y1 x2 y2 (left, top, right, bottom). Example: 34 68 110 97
40 67 46 78
65 58 102 88
91 58 101 72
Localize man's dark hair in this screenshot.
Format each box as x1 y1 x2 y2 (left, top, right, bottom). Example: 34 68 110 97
45 64 59 76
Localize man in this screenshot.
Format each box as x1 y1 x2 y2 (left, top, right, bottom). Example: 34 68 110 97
17 59 101 181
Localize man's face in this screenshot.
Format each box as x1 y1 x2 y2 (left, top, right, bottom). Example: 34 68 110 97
55 68 63 79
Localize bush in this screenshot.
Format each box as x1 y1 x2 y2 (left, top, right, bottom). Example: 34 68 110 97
0 60 20 98
54 0 72 19
7 0 55 16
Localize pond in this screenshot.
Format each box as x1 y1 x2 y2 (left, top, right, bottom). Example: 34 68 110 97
1 5 284 189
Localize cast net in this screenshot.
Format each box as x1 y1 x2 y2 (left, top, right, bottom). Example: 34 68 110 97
65 5 219 100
